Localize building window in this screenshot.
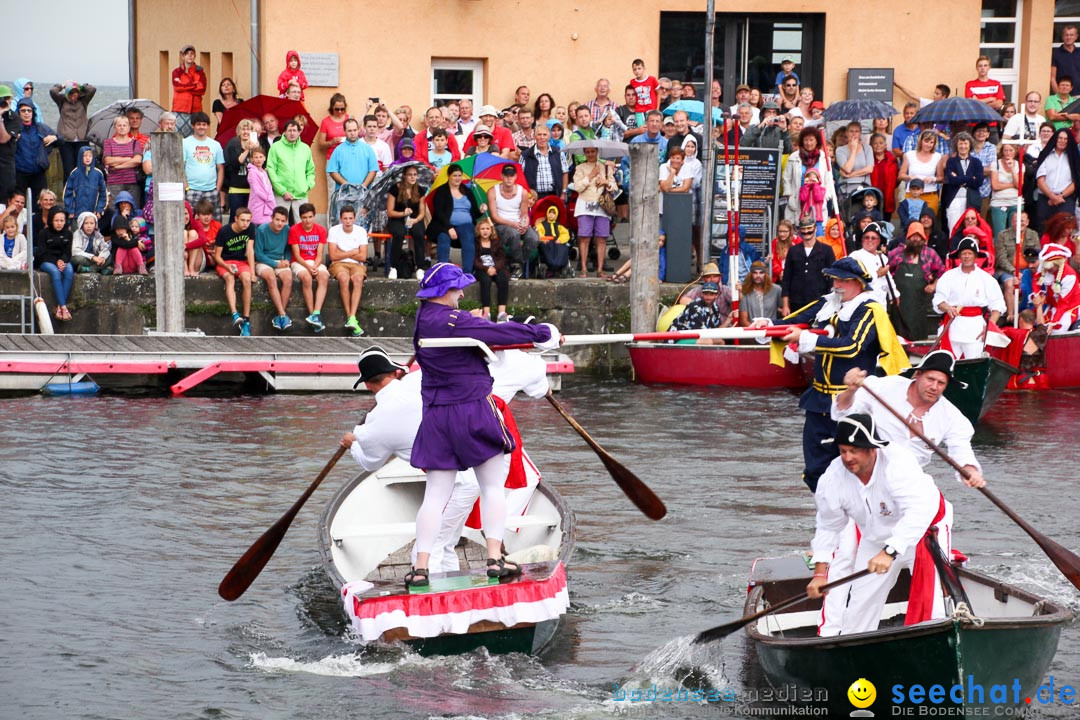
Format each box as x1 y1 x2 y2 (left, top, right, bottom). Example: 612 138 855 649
980 0 1020 101
431 59 484 110
1055 1 1080 44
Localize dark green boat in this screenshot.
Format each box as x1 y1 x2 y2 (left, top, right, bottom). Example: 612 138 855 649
905 352 1018 427
943 357 1018 426
743 557 1072 717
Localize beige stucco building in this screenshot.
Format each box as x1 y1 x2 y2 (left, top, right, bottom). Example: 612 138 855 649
133 0 1064 208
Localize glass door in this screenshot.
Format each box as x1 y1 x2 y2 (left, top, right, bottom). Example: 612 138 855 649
660 12 823 106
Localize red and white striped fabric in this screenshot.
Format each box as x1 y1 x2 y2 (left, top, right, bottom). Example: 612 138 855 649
341 563 569 642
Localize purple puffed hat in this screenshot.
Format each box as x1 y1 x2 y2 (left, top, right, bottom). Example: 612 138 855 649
416 262 476 298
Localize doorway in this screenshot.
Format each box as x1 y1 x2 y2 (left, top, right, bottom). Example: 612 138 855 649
659 12 825 106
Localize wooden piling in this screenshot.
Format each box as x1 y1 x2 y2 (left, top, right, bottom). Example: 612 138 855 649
151 131 187 333
628 142 660 335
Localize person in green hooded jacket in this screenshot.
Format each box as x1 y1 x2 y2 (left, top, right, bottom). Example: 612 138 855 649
266 120 315 223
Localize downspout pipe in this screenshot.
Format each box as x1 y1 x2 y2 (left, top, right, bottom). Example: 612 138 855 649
251 0 260 96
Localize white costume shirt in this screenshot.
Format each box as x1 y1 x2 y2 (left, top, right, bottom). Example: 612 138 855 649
349 371 424 470
931 266 1007 343
831 375 980 475
849 248 900 305
489 348 550 401
811 445 942 563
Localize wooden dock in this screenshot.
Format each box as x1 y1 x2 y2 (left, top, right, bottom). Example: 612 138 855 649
0 334 574 394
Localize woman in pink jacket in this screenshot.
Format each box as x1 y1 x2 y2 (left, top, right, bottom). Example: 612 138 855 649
246 146 276 224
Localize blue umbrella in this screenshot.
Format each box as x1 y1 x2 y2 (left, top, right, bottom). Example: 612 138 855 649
822 99 897 122
662 100 725 125
911 97 1002 125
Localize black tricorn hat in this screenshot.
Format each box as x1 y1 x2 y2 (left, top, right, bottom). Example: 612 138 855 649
352 346 407 390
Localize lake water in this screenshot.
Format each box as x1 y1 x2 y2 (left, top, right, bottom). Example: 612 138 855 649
3 380 1078 719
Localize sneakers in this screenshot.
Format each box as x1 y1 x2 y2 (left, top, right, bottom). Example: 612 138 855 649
345 316 365 337
240 319 251 337
272 315 290 331
388 267 398 280
231 311 243 326
306 312 325 332
280 314 293 330
496 312 509 323
511 265 523 280
415 268 426 280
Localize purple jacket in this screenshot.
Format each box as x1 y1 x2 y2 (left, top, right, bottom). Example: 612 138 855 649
413 302 551 405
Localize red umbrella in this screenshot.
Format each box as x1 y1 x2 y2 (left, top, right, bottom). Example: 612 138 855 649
215 95 317 146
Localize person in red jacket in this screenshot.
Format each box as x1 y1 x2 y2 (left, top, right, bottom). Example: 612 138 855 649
869 132 899 220
276 51 308 101
413 106 462 165
172 45 207 137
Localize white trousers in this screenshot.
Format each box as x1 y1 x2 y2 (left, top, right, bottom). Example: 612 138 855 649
411 470 478 573
414 453 510 560
410 450 542 573
945 315 986 359
819 503 953 637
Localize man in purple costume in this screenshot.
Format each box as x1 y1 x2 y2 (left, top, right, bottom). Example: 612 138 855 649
408 262 561 587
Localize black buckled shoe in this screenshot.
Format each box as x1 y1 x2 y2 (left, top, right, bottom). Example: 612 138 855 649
486 557 523 579
404 566 429 588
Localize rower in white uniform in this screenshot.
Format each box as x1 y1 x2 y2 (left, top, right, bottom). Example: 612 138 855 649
932 236 1008 359
817 350 988 635
807 414 969 636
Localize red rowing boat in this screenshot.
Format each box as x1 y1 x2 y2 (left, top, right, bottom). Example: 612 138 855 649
627 342 808 389
990 329 1080 390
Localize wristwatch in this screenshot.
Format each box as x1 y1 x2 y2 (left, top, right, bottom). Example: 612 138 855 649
883 545 899 559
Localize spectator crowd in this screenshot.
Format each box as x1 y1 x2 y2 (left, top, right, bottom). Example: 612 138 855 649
3 31 1080 339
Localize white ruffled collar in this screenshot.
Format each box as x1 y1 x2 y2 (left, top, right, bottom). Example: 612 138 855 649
814 291 873 324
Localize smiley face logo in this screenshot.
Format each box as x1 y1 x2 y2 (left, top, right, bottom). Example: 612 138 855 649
848 678 876 709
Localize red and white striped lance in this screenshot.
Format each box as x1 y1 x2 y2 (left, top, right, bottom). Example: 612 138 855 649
418 324 824 353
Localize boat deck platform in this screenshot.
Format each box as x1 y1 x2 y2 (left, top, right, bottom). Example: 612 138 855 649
0 333 574 394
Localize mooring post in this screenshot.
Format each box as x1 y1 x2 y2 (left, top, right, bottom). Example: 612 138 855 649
152 131 187 333
628 142 660 335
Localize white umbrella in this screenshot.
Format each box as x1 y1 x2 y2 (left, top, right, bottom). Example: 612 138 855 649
564 138 630 158
86 99 167 146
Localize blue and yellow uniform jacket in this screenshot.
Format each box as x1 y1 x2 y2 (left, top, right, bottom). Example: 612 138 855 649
778 293 909 413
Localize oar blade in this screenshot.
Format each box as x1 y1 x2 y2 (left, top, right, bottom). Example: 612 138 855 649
1029 533 1080 592
217 517 293 601
217 446 347 602
598 451 667 520
693 619 744 645
545 393 667 521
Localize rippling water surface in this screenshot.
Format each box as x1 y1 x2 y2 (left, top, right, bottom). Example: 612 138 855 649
3 381 1078 719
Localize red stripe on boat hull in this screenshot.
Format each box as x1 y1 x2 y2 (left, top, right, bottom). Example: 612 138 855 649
628 343 807 389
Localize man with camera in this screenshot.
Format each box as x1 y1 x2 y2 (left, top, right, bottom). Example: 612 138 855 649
0 86 20 204
742 100 792 154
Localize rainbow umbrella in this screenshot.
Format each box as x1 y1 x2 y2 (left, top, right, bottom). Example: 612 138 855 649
424 154 530 212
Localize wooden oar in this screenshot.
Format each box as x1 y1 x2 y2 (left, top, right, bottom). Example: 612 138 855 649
857 380 1080 592
419 325 819 352
218 445 348 601
545 391 666 521
693 568 872 644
